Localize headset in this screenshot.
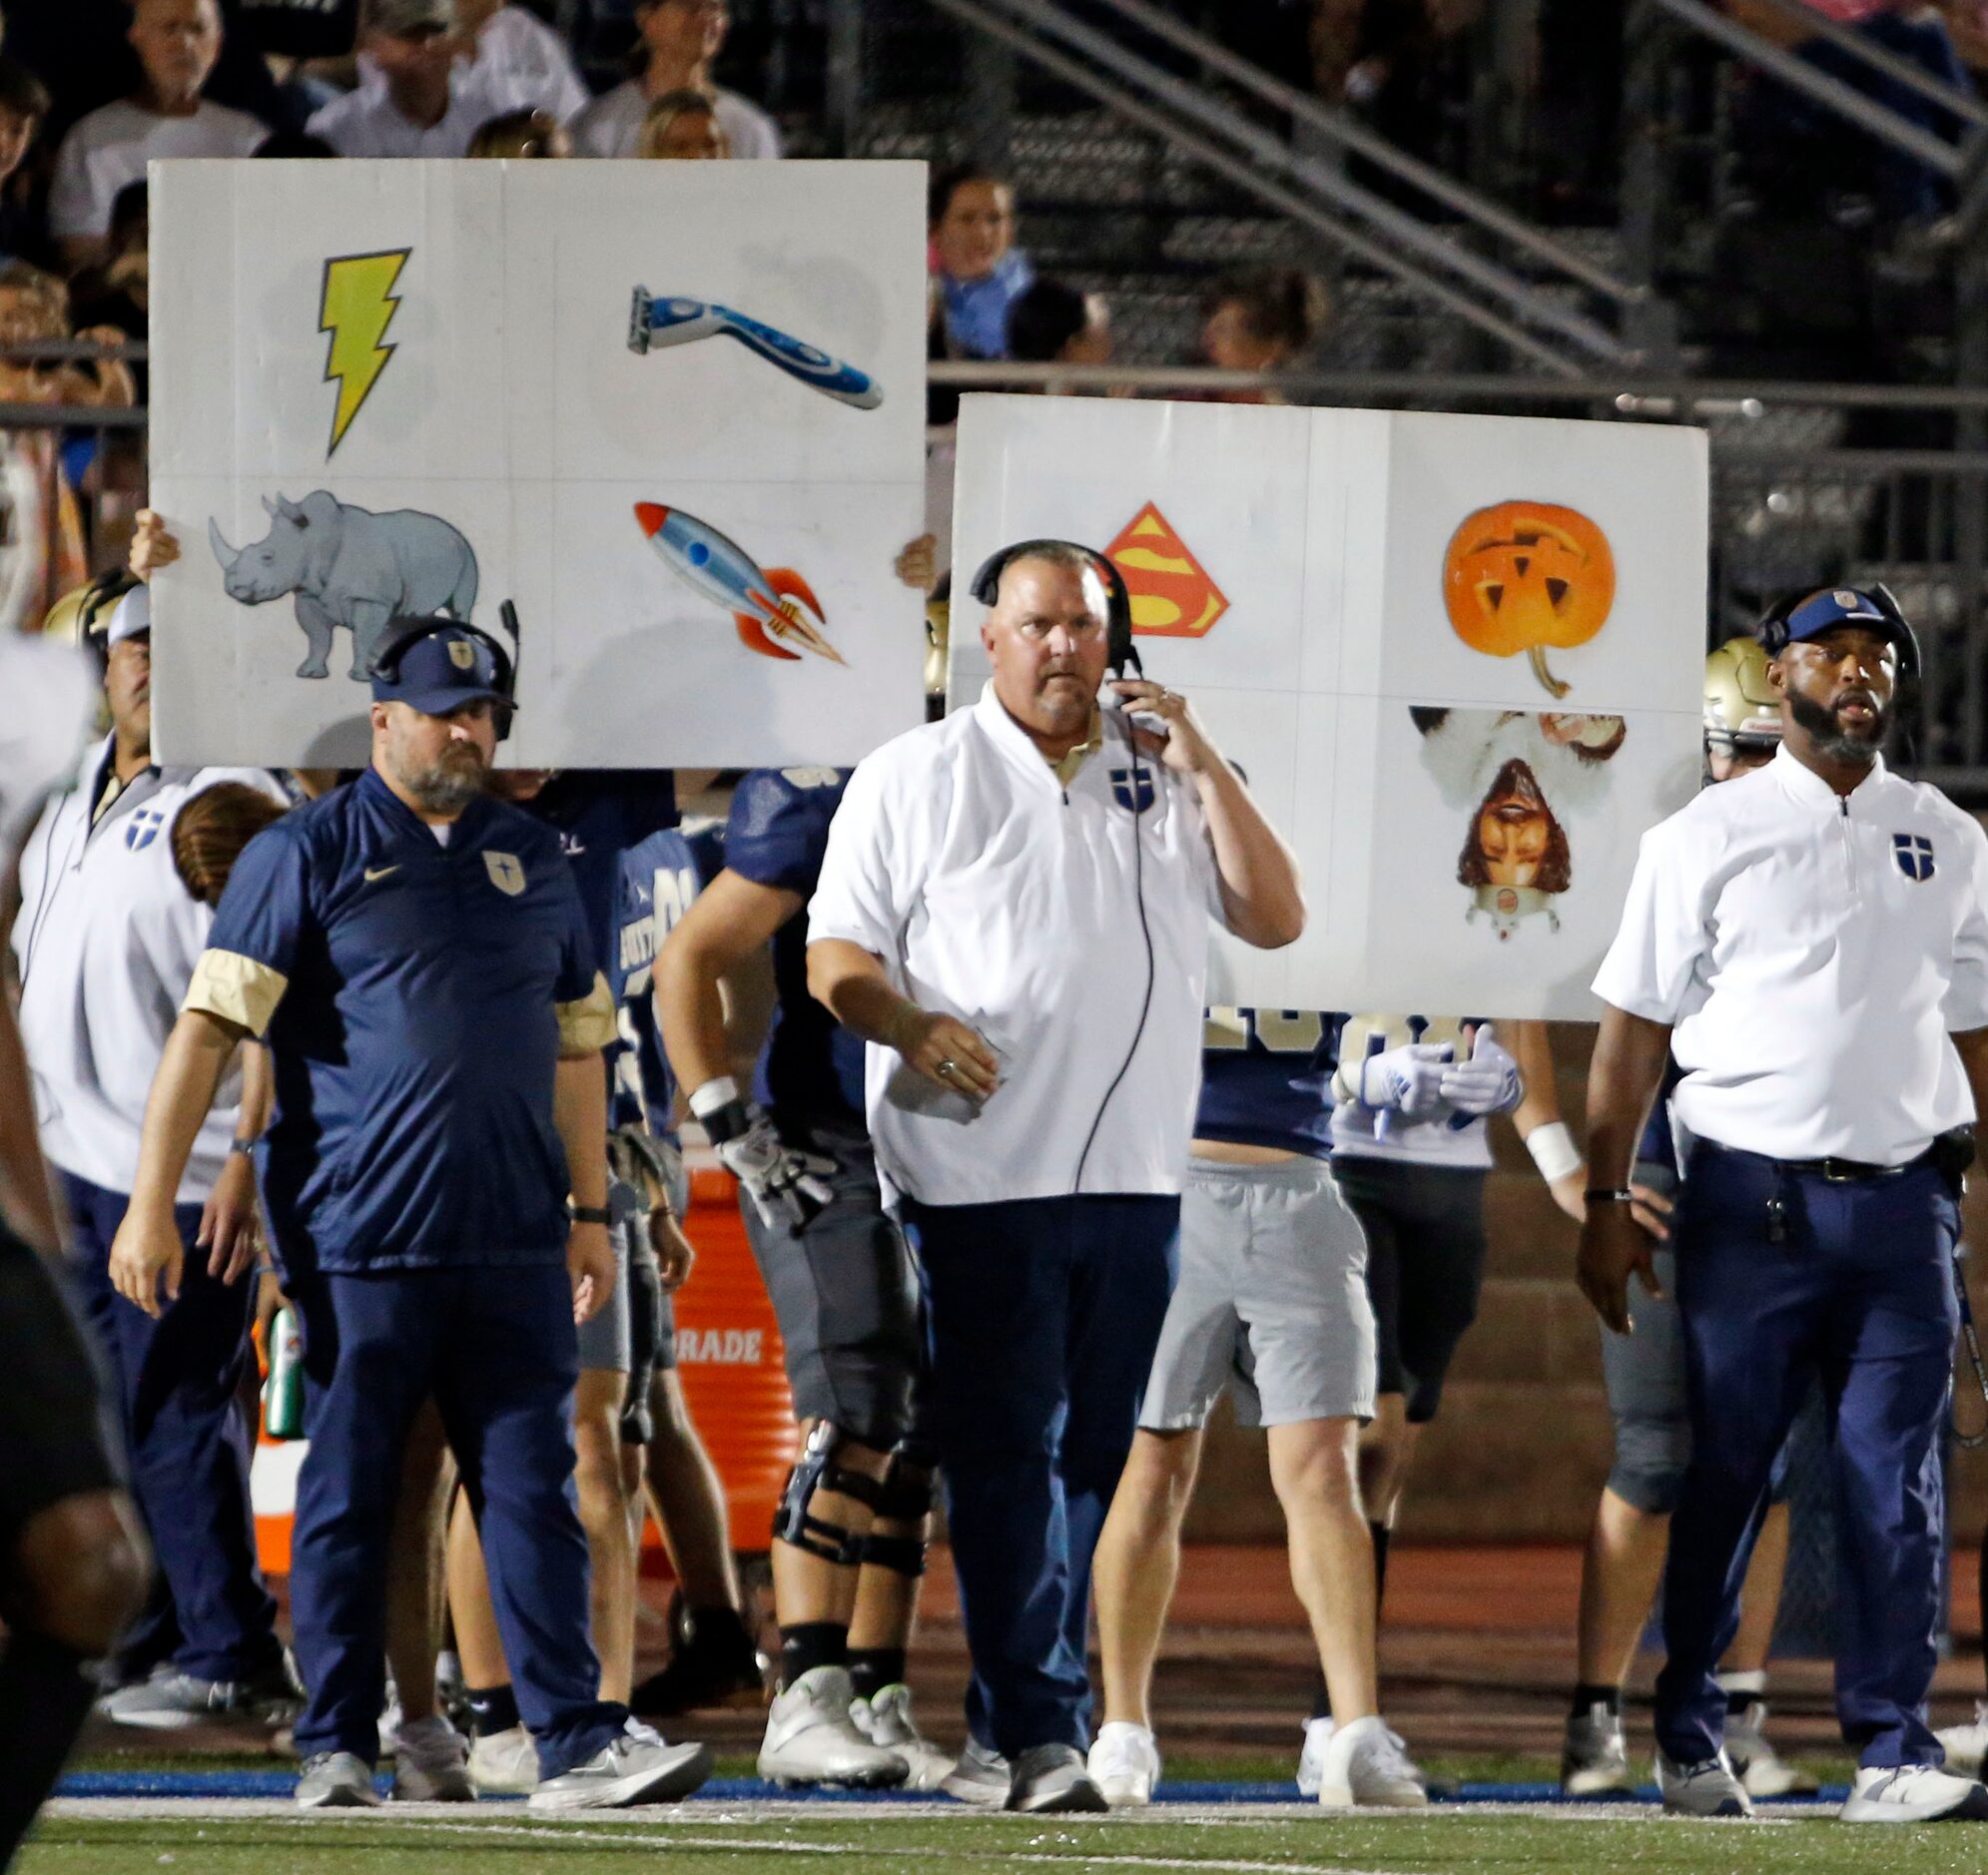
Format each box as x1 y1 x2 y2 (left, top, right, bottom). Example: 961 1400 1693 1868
369 601 523 741
1756 581 1921 677
969 538 1139 677
971 538 1151 1194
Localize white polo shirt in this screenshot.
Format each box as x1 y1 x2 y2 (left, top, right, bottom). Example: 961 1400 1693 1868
307 66 521 158
1592 745 1988 1165
808 683 1224 1206
13 742 286 1202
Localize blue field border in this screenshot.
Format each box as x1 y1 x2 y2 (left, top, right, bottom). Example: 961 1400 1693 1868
55 1769 1854 1806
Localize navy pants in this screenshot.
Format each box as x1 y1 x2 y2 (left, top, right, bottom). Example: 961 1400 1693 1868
62 1172 278 1683
1654 1144 1958 1770
289 1264 622 1776
902 1194 1178 1758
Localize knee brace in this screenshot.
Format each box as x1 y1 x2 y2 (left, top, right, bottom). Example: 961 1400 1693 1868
771 1422 884 1566
856 1448 934 1576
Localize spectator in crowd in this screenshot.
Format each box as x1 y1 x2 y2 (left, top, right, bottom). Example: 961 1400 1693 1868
307 0 517 159
0 261 134 407
1197 268 1327 402
0 56 51 267
453 0 587 125
1005 279 1114 382
567 0 780 160
69 184 149 344
467 107 570 157
49 0 266 273
635 89 728 159
928 165 1030 362
11 586 295 1730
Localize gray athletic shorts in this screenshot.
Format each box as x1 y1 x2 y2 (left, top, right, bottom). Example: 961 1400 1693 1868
1140 1155 1377 1431
575 1182 635 1374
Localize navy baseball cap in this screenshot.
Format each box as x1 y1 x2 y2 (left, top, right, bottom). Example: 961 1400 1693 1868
371 620 511 717
1775 587 1917 664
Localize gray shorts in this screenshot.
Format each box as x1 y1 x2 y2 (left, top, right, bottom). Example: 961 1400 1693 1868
576 1187 634 1374
1140 1155 1377 1431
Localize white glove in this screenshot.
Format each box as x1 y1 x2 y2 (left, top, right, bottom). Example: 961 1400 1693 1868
1439 1023 1523 1118
708 1102 836 1231
1357 1042 1453 1130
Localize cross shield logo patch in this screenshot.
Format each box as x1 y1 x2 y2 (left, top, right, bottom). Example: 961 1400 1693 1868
1894 833 1935 882
1110 766 1156 814
124 807 167 851
483 850 525 896
447 638 475 670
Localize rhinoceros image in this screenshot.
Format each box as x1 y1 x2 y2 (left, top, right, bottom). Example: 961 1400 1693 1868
209 490 479 681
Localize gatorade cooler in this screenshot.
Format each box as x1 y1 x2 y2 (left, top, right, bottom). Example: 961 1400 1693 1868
661 1166 798 1557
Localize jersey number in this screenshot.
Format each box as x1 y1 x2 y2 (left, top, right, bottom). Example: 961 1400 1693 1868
1202 1007 1325 1053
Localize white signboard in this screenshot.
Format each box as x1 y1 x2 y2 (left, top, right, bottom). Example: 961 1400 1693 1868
948 396 1707 1018
150 159 929 769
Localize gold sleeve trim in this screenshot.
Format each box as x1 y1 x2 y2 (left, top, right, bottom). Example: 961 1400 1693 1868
556 972 616 1057
183 949 289 1038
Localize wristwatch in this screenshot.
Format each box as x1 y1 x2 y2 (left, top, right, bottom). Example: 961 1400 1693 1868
568 1202 613 1226
1584 1188 1636 1203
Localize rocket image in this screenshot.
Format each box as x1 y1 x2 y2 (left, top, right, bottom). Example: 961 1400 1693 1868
633 502 845 665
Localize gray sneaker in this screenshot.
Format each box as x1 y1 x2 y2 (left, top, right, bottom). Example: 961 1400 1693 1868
1657 1748 1752 1818
296 1751 382 1808
1561 1700 1634 1796
527 1718 713 1811
1006 1742 1107 1814
940 1736 1009 1807
391 1715 474 1802
101 1659 301 1730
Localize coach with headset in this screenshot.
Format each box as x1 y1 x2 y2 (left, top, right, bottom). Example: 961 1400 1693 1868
1582 586 1988 1825
109 617 710 1813
807 540 1303 1812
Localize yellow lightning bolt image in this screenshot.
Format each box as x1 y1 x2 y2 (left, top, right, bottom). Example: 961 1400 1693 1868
320 249 410 455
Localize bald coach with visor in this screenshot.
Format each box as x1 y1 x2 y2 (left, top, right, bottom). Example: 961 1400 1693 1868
806 539 1304 1812
1581 585 1988 1826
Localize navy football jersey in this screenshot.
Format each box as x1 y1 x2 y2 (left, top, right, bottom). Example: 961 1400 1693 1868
519 771 678 965
725 767 866 1136
611 823 726 1138
1194 1007 1340 1160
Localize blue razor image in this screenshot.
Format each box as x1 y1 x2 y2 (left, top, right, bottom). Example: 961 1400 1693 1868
628 288 883 410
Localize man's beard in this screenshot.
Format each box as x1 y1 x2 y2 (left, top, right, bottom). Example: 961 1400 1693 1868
1787 686 1888 765
397 744 486 813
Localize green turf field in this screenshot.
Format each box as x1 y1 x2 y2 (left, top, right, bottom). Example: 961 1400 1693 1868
23 1803 1988 1875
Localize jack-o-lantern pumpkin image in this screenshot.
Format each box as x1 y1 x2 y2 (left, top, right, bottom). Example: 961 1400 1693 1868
1441 500 1616 700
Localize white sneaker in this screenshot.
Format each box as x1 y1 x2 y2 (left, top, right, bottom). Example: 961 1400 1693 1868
1656 1748 1752 1817
528 1717 712 1811
1840 1763 1988 1824
1295 1716 1334 1797
296 1751 381 1808
391 1714 474 1801
1935 1700 1988 1775
467 1725 541 1794
1316 1714 1428 1809
851 1682 954 1791
1086 1720 1160 1808
1561 1700 1633 1796
758 1666 908 1788
1722 1700 1817 1797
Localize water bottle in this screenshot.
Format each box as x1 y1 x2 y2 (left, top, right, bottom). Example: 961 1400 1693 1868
264 1304 305 1440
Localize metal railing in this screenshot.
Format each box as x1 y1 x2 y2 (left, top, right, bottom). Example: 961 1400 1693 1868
902 0 1648 372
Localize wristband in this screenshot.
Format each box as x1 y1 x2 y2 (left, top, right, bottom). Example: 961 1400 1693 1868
1585 1188 1636 1204
689 1076 740 1119
568 1203 613 1226
229 1137 257 1157
1525 1120 1582 1186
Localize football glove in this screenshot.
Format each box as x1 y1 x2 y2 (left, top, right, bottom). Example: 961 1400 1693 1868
704 1100 835 1232
1357 1042 1454 1128
1438 1023 1523 1118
